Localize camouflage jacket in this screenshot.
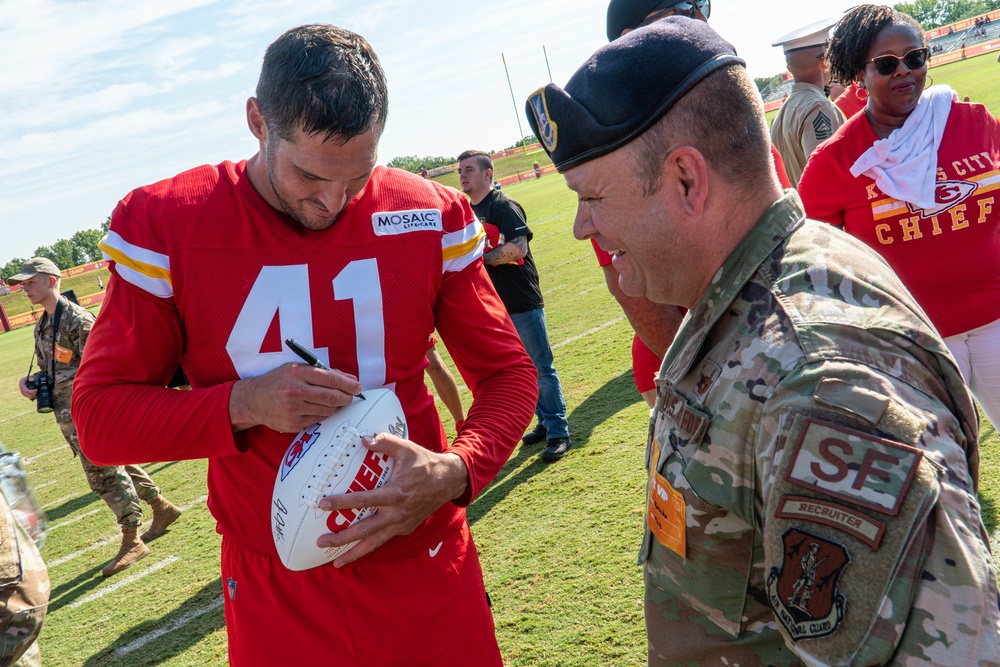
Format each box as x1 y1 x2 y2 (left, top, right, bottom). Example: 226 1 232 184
32 297 93 404
642 192 1000 666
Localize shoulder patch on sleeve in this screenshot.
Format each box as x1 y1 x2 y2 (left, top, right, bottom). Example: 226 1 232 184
784 417 921 515
765 411 945 663
812 111 833 141
766 528 850 640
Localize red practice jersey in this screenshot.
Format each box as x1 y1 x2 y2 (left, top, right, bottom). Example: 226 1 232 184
798 102 1000 338
74 162 537 563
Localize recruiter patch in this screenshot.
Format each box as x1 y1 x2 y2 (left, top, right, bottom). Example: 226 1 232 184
784 418 922 515
776 495 886 550
767 528 850 640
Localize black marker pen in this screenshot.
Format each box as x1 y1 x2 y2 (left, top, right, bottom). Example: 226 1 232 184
285 338 366 400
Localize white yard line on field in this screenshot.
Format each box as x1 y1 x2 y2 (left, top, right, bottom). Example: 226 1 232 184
453 316 627 393
110 597 225 657
42 493 77 510
48 508 101 531
24 444 69 464
550 253 592 269
32 480 58 492
48 534 120 568
0 410 35 424
179 494 208 512
552 316 626 350
64 556 180 609
47 495 207 569
577 284 606 296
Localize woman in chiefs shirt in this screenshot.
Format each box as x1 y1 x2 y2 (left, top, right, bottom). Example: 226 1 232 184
799 4 1000 427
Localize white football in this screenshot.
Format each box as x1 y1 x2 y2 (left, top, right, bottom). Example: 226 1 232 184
271 388 405 571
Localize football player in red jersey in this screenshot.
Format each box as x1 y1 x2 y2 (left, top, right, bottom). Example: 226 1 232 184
73 25 537 667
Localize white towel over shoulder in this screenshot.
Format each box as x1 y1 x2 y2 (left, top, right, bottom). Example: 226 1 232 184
850 84 957 210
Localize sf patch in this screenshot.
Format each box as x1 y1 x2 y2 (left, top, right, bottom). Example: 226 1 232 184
784 418 921 515
767 528 850 640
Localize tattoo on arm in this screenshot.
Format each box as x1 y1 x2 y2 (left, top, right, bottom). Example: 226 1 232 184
484 236 528 265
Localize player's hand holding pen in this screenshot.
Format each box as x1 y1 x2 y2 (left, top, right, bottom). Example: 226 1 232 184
227 339 365 434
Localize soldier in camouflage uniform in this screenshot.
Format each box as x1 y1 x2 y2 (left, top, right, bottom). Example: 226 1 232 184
526 18 1000 665
11 258 181 577
0 483 48 667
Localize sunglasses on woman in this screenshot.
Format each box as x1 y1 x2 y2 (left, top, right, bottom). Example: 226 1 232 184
868 47 929 76
637 0 712 27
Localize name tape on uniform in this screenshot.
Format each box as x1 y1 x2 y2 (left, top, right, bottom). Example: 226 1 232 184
776 495 886 550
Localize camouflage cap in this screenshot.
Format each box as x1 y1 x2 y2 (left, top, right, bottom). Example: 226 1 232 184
6 258 62 285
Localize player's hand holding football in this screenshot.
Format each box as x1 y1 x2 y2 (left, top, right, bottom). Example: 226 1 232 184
316 433 469 566
229 362 363 433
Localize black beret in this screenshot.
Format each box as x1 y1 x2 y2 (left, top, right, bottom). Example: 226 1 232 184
606 0 669 41
525 17 744 172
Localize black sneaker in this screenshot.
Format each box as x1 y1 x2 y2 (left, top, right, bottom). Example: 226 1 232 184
541 437 571 462
522 423 547 446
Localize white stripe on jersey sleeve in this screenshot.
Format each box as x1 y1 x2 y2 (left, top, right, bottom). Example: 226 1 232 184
442 220 486 274
99 231 173 298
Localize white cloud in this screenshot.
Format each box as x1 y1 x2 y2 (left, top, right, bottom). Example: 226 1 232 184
0 0 869 260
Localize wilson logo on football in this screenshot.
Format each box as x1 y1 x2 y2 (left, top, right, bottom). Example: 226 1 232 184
280 424 321 481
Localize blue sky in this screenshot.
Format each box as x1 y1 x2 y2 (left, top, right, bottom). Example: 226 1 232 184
0 0 862 261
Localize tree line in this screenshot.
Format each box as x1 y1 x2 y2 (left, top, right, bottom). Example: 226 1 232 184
1 218 110 282
896 0 1000 28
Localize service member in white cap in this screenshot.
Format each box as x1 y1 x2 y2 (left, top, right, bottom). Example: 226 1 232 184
768 17 845 185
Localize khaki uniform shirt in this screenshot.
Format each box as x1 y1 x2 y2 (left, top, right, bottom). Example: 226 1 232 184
642 192 1000 666
770 83 845 186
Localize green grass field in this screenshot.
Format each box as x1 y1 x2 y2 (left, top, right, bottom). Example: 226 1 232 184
0 50 997 666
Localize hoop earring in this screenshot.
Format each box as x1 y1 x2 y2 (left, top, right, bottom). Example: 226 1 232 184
926 75 934 87
857 86 868 100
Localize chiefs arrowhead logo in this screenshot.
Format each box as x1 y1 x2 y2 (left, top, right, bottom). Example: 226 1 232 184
908 180 977 218
280 423 321 481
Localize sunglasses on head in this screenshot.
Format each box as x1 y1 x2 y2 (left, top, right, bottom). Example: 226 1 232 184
868 47 929 76
638 0 712 27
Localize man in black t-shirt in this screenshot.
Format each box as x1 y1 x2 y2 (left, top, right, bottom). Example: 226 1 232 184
458 150 571 462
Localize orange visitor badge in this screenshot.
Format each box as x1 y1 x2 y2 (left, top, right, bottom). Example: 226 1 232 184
647 470 686 558
54 344 73 364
